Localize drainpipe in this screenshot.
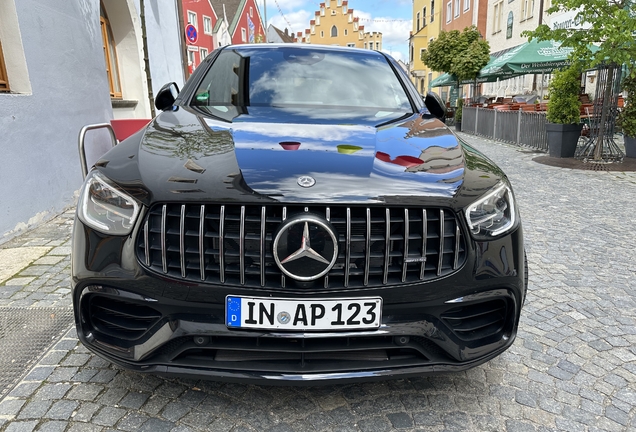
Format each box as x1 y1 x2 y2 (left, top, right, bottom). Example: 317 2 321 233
139 0 155 117
175 0 190 80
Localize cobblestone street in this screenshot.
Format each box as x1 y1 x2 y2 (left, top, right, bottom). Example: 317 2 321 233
0 134 635 431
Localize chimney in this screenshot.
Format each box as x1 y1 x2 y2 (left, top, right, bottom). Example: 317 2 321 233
285 28 288 36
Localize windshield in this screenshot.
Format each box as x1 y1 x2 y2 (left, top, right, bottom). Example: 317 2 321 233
192 47 412 111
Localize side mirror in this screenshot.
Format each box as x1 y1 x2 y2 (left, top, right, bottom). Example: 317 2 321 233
423 91 447 120
155 82 180 112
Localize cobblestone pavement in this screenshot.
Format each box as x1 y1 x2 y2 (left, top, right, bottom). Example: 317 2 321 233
0 135 635 431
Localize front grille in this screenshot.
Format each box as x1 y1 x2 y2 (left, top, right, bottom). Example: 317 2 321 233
441 299 508 341
88 296 162 341
137 204 467 289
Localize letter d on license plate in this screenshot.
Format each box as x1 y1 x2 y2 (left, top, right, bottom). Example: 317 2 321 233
226 296 382 330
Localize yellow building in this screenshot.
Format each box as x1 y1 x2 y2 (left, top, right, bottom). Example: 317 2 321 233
294 0 382 50
409 0 442 95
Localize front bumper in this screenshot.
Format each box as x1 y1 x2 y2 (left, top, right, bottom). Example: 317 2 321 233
72 216 525 384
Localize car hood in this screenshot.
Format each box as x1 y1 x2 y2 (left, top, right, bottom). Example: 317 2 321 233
96 106 505 210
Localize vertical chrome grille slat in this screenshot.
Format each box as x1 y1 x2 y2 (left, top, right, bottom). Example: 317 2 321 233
344 207 351 287
219 205 225 283
325 206 330 289
161 204 167 274
180 204 186 278
364 208 371 286
383 208 390 285
438 210 445 276
144 220 150 267
281 206 286 288
260 206 266 287
240 205 246 285
402 209 409 282
454 223 460 270
199 205 205 281
420 209 427 280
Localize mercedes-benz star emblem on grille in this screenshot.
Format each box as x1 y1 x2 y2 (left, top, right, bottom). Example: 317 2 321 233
297 176 316 188
273 214 338 281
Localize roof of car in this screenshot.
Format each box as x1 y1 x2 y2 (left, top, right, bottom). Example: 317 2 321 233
224 43 388 58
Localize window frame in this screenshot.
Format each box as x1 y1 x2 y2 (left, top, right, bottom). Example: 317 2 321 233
417 12 421 31
203 16 212 35
464 0 470 12
431 0 435 22
100 12 122 99
446 1 452 22
242 27 247 42
200 48 208 60
187 10 197 28
331 25 338 37
454 0 460 17
0 39 9 92
422 7 427 27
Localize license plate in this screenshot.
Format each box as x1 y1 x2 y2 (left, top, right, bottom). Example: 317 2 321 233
226 296 382 331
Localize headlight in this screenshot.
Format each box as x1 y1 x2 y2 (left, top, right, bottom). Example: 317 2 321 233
465 183 517 239
78 171 141 235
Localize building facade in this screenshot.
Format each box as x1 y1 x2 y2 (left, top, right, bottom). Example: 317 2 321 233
181 0 227 73
209 0 265 47
409 0 443 95
441 0 488 35
294 1 382 50
0 0 185 241
482 0 548 97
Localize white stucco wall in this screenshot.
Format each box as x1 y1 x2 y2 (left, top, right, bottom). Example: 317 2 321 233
133 0 186 96
0 0 113 241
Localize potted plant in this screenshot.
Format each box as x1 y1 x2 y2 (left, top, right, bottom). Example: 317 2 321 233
618 70 636 158
455 99 463 132
545 64 583 157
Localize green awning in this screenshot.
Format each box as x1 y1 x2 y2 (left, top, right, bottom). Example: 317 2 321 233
429 71 516 88
479 40 598 78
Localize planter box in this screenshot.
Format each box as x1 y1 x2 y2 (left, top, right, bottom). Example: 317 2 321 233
625 135 636 158
546 123 583 158
455 121 462 132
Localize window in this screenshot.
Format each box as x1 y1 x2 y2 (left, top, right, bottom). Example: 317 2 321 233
417 12 421 31
344 29 348 36
331 9 337 15
203 16 212 34
100 8 122 98
421 79 425 94
446 1 452 22
454 0 460 17
347 43 356 47
369 42 374 50
331 25 338 37
493 0 504 32
431 0 435 22
321 30 324 38
420 48 427 59
0 40 9 92
242 27 247 42
343 5 348 13
422 7 427 26
337 0 342 5
194 48 412 110
521 0 534 20
187 11 197 28
410 44 414 62
321 6 325 15
250 7 253 17
464 0 470 11
187 50 196 70
200 48 208 60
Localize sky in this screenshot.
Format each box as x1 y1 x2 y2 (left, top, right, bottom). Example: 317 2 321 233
255 0 413 63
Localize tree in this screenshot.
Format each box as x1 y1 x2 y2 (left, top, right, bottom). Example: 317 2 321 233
523 0 636 160
421 26 490 99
